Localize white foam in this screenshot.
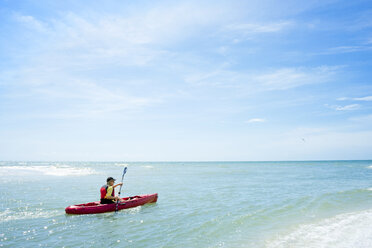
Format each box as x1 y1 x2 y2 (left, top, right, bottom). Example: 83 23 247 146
114 163 129 167
367 165 372 169
265 209 372 248
0 165 97 177
142 165 154 169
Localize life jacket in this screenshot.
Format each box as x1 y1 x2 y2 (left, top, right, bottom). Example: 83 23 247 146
100 184 115 200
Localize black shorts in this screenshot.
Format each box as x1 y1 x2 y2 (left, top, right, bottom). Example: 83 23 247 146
100 199 115 204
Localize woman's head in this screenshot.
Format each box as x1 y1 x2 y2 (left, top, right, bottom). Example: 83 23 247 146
106 177 115 186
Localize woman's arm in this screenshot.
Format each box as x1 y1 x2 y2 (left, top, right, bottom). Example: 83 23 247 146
113 182 123 188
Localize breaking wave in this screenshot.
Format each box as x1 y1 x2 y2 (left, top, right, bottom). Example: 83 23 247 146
114 163 129 167
265 209 372 248
0 165 97 177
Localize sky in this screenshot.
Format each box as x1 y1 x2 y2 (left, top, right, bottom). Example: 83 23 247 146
0 0 372 161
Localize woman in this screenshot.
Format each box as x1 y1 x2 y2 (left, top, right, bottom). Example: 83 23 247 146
100 177 123 204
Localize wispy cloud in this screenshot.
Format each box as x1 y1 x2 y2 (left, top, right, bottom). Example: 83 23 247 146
323 45 372 54
246 118 266 123
221 21 293 44
14 14 48 32
336 96 372 101
185 65 340 92
9 2 243 69
8 6 220 118
353 96 372 101
5 6 300 121
326 104 361 111
13 12 172 66
253 66 340 90
336 104 360 111
224 21 293 40
3 73 161 119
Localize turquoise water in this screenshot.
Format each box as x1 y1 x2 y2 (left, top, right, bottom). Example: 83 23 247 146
1 161 372 247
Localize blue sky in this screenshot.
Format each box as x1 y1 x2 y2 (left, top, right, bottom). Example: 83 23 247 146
0 0 372 161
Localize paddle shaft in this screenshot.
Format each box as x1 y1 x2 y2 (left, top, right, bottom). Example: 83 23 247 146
116 167 127 212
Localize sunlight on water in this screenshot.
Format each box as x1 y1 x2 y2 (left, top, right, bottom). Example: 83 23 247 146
0 208 61 222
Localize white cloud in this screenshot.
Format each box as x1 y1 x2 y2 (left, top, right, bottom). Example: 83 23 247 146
10 3 233 69
13 13 170 66
325 45 372 54
246 118 266 123
14 14 48 32
9 7 217 118
222 21 293 44
326 104 361 111
336 104 360 111
336 96 372 101
254 66 339 90
6 5 295 122
185 65 340 92
1 60 162 119
37 81 159 118
225 21 292 34
12 10 294 67
353 96 372 101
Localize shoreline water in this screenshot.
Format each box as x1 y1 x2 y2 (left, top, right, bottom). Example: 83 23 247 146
1 160 372 247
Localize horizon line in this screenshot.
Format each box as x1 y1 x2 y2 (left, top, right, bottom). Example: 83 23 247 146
1 159 371 163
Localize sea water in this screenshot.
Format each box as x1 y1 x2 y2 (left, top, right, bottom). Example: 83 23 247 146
1 161 372 248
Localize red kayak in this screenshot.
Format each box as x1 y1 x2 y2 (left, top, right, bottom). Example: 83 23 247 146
65 193 158 214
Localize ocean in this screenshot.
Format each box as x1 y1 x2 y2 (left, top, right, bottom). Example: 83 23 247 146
1 161 372 247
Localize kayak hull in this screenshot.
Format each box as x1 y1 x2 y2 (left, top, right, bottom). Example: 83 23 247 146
65 193 158 214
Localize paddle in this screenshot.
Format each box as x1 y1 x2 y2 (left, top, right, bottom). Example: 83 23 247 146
116 167 127 212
